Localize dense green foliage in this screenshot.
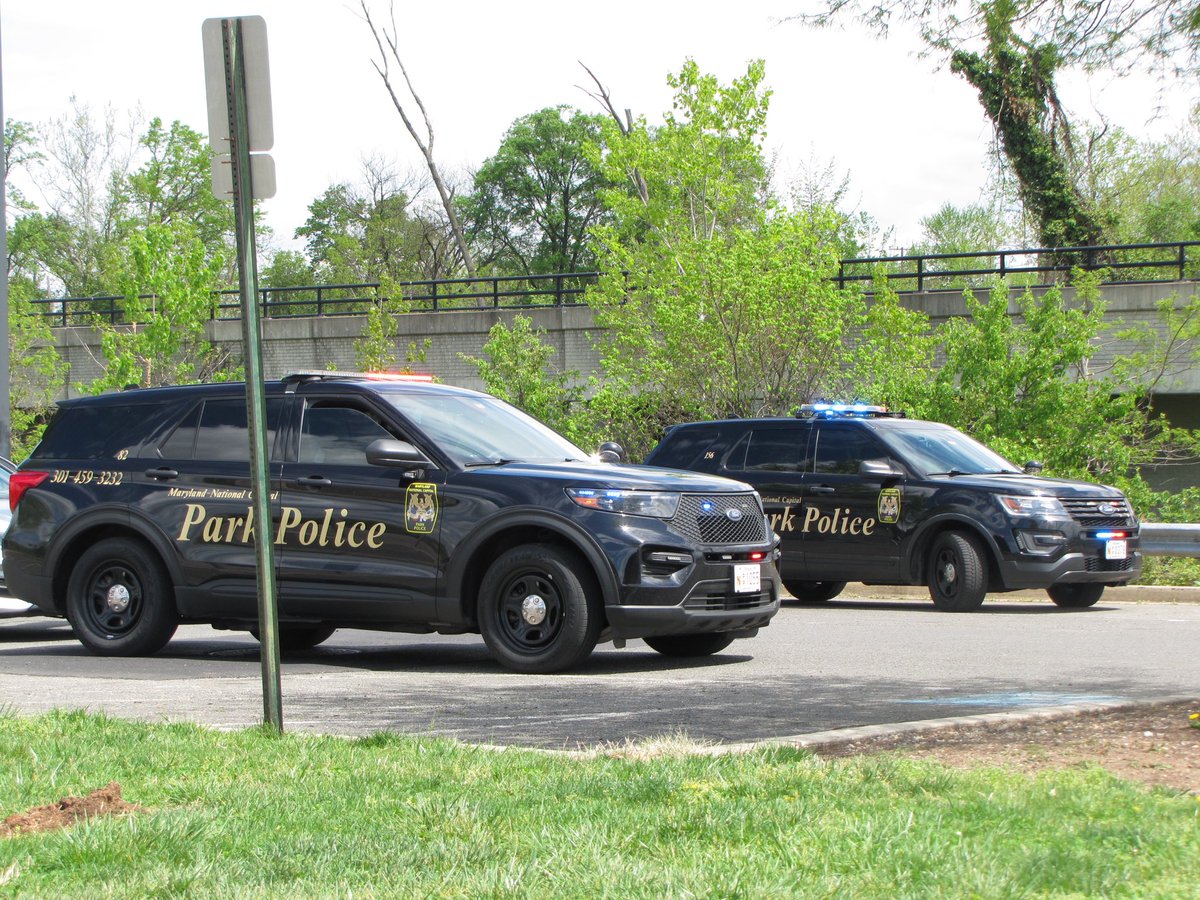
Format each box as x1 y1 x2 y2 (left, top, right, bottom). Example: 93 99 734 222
2 711 1197 896
462 314 586 445
463 107 612 275
578 60 863 457
84 223 238 394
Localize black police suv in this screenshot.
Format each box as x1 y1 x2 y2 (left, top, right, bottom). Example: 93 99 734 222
643 404 1141 611
3 373 779 672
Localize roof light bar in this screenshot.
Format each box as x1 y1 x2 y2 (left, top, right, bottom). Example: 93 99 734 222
796 402 900 419
283 370 435 384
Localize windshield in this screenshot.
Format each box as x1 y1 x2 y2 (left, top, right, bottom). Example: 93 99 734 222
880 426 1021 477
383 393 587 466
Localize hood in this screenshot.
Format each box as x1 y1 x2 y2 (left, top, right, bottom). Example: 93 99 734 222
460 460 754 493
925 471 1126 499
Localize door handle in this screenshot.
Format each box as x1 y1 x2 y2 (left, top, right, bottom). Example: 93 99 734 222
293 475 332 488
810 485 835 495
145 467 178 481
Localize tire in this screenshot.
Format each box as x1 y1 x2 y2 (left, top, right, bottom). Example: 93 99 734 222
478 544 602 673
644 633 736 657
1048 583 1105 608
927 531 988 612
65 538 179 655
251 625 337 651
782 579 847 603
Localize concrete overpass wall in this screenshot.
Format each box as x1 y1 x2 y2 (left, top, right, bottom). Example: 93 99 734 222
46 279 1200 399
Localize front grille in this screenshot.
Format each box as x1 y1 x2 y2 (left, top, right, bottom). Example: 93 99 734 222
669 493 766 545
1060 497 1135 527
1085 556 1134 573
684 590 775 612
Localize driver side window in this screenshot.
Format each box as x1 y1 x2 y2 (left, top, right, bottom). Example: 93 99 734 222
299 404 397 466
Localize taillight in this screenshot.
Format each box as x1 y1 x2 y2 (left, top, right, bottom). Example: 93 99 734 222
9 471 50 512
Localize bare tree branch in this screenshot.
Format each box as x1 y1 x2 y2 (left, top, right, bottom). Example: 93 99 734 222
359 0 476 276
576 62 649 205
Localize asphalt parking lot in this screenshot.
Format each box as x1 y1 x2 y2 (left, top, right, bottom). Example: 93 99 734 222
3 587 1197 749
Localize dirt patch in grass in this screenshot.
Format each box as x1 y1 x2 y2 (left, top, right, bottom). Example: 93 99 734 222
815 699 1200 794
0 782 144 838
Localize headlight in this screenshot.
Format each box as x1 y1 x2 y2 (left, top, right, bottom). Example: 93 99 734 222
997 494 1068 519
566 488 680 518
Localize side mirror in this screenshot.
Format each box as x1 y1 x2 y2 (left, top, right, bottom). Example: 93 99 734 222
366 438 429 468
859 458 903 478
1023 460 1044 475
597 441 626 464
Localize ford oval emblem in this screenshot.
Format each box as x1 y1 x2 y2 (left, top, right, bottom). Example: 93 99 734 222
725 507 744 522
1098 502 1117 515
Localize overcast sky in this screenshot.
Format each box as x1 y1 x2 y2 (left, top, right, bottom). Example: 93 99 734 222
1 0 1188 254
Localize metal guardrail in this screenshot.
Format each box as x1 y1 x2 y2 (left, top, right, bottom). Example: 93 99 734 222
1139 523 1200 557
838 240 1200 293
30 240 1200 326
31 272 601 327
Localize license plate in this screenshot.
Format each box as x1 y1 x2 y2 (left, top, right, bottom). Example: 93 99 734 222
1105 539 1128 560
733 564 761 594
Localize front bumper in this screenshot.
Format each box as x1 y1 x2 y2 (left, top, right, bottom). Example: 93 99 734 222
996 547 1142 589
604 552 781 640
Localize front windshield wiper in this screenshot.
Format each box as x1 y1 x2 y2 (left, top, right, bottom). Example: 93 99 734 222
925 469 969 477
461 458 516 468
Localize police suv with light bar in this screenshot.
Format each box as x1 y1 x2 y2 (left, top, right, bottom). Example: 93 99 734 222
2 373 780 672
643 404 1140 610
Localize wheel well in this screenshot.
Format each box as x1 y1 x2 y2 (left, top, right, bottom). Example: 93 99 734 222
910 522 1005 591
458 526 606 627
51 526 175 614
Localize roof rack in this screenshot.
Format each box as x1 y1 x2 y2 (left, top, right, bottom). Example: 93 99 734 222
795 402 905 419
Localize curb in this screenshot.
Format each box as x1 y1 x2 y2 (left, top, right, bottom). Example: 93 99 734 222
835 583 1200 605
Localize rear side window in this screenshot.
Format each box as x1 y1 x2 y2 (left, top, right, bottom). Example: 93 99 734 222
159 398 284 461
739 427 811 472
649 426 725 470
31 405 149 460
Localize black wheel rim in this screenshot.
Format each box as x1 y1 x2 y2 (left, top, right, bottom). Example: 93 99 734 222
495 570 563 653
934 546 960 598
82 562 144 638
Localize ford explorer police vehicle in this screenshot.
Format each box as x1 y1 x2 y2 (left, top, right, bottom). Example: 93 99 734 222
642 404 1140 611
3 373 780 672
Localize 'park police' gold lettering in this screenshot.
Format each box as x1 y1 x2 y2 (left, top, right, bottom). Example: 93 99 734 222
769 504 876 536
177 503 387 549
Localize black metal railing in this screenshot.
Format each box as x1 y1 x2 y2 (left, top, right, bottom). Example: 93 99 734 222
28 241 1200 327
31 271 601 327
838 241 1200 293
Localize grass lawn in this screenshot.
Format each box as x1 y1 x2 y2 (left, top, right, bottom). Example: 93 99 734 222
1 710 1197 897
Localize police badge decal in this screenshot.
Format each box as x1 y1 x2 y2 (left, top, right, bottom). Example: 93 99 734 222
877 487 901 524
405 482 440 534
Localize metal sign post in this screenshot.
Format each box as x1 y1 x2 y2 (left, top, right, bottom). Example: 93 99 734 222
203 16 282 731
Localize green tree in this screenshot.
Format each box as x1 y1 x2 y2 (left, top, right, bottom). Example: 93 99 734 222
464 107 611 275
27 98 139 296
6 283 67 459
461 315 584 442
120 118 235 259
949 4 1106 247
297 161 446 283
586 61 862 458
84 222 237 393
790 0 1200 247
845 273 937 414
923 271 1198 484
